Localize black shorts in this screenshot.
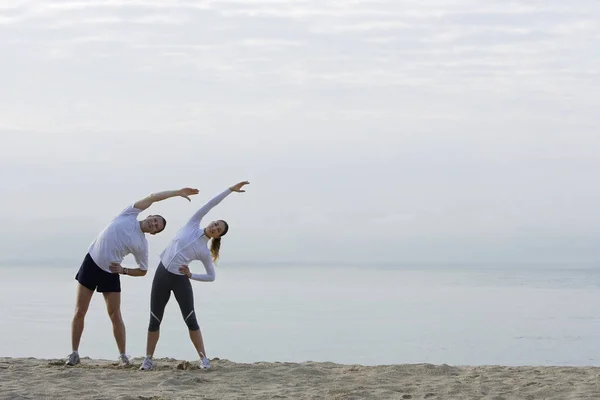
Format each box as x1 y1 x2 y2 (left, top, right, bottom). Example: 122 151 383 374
75 253 121 293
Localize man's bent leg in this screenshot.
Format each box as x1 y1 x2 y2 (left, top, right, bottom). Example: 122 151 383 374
103 292 126 355
72 283 94 353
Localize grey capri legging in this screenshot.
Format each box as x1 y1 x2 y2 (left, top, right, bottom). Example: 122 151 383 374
148 262 200 332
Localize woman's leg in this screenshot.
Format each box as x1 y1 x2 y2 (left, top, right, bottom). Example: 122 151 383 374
146 264 172 358
172 277 207 359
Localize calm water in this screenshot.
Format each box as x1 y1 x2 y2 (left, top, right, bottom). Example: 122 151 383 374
1 263 599 366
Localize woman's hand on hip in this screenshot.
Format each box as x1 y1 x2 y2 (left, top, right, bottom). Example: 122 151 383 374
179 265 192 278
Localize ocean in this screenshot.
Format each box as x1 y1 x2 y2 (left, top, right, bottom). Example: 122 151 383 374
1 263 599 366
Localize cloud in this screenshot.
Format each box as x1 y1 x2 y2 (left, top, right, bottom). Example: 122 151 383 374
1 1 600 263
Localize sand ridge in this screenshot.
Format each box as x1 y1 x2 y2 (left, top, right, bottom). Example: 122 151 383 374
1 357 599 399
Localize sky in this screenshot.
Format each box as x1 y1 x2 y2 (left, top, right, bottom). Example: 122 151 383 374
1 0 599 266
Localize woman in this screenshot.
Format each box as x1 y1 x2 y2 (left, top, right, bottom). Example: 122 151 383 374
140 181 249 370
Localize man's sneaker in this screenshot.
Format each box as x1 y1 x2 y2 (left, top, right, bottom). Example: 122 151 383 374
199 356 211 369
140 357 154 371
118 354 131 366
65 352 80 366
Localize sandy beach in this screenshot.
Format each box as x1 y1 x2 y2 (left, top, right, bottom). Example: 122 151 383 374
1 357 599 400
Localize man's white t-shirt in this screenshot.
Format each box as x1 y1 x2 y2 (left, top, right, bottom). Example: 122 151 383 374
88 204 149 273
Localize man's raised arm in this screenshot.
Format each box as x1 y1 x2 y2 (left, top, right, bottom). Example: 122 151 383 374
134 187 199 211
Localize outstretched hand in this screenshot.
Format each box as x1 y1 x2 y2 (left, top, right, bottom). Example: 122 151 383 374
230 181 250 192
178 187 199 201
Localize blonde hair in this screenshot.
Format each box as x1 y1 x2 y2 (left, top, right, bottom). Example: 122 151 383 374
210 237 222 262
210 220 229 262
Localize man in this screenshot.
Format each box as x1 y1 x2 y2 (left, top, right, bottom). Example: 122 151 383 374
65 187 199 366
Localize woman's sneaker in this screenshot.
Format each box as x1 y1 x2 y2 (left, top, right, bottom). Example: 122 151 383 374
199 356 211 369
140 357 154 371
118 354 131 366
65 352 80 366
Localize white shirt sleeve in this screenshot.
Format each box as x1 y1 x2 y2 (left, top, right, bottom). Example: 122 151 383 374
190 253 216 282
185 188 232 229
118 204 143 218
